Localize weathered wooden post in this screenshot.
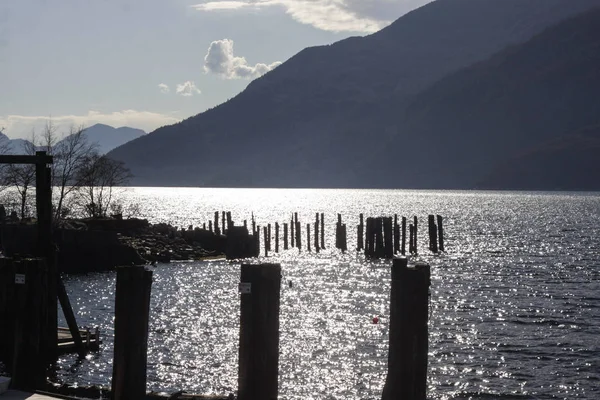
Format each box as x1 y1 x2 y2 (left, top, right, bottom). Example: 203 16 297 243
320 213 325 250
214 212 220 236
290 216 295 248
393 215 400 254
275 223 279 253
384 217 393 259
238 264 281 400
263 227 269 257
341 224 347 253
10 258 49 391
203 223 206 230
255 226 261 257
314 213 320 253
375 218 384 258
382 258 431 400
437 215 444 252
112 266 153 400
428 215 438 253
209 220 213 233
251 214 256 237
283 223 289 250
401 217 407 256
413 216 418 255
222 211 226 235
357 213 364 251
227 212 232 230
364 217 373 258
409 224 414 254
307 223 311 252
296 220 302 251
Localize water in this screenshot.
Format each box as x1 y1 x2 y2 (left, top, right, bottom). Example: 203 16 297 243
57 188 600 399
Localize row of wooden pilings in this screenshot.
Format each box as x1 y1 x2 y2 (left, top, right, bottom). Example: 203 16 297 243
210 211 445 259
111 258 430 399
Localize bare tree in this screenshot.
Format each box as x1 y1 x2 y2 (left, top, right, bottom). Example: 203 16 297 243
51 125 98 219
76 154 132 218
3 133 37 219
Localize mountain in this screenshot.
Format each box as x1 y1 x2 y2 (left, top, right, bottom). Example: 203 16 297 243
75 124 145 154
0 132 33 155
108 0 600 188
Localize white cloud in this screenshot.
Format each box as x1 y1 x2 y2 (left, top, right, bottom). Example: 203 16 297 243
0 110 181 139
158 83 170 93
191 0 401 33
176 81 202 96
204 39 282 79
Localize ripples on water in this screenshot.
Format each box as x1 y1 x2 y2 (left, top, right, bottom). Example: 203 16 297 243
58 189 600 399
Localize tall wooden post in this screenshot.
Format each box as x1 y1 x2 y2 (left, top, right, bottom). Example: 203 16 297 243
307 223 311 252
214 212 220 236
413 216 418 255
393 214 400 254
428 215 438 253
437 215 444 252
267 224 272 252
290 216 295 248
263 227 269 257
382 258 431 400
295 221 302 251
314 213 320 253
375 218 384 258
238 264 281 400
401 217 407 256
283 223 288 250
10 259 49 391
384 217 393 259
357 214 364 251
275 223 279 253
112 266 153 400
409 224 414 255
320 213 325 250
222 211 226 235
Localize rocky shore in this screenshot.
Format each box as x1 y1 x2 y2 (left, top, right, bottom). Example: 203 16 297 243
0 218 229 273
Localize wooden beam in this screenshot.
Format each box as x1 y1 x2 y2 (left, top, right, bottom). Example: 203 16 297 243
0 153 53 165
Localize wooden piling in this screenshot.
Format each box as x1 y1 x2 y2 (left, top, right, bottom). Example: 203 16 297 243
314 213 320 253
320 213 325 250
112 266 153 400
401 217 407 256
263 227 269 257
238 264 281 400
307 224 311 252
295 221 302 250
283 223 289 250
437 215 444 252
290 216 295 248
384 217 393 259
275 223 279 253
382 258 430 400
214 212 220 236
341 224 347 253
413 216 418 255
10 258 49 391
267 224 272 252
375 218 384 258
393 215 400 254
222 211 226 234
357 214 364 251
428 215 438 253
409 224 414 254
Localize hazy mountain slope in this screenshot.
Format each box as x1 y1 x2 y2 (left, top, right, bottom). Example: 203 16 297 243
477 126 600 190
0 132 33 155
108 0 600 187
366 7 600 188
69 124 145 154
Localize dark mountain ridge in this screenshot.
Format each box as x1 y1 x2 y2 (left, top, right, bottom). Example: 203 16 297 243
108 0 600 188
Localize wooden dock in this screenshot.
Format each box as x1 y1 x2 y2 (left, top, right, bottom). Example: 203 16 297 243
0 391 63 399
57 327 100 355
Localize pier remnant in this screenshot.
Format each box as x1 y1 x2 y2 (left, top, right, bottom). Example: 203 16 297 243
238 263 281 400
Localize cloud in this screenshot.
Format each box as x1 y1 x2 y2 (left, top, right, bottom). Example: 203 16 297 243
191 0 411 33
176 81 202 96
0 110 181 139
204 39 281 79
158 83 170 93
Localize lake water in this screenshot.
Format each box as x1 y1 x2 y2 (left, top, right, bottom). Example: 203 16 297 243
57 188 600 399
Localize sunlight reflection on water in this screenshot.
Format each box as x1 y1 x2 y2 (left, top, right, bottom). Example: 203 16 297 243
58 189 600 399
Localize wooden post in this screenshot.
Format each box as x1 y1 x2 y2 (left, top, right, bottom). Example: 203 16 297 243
290 216 295 248
409 224 414 254
314 213 320 253
283 223 288 250
275 223 279 253
267 224 272 252
437 215 444 252
382 258 431 400
227 212 232 230
238 264 281 400
255 226 261 257
357 214 364 251
384 217 393 259
296 220 302 251
111 266 153 400
428 215 438 253
364 217 372 257
263 227 269 257
393 215 400 254
341 224 347 253
209 220 213 233
401 217 407 256
252 214 256 237
413 216 418 255
320 213 325 250
222 211 226 234
10 259 49 391
307 223 311 252
214 212 220 236
375 218 384 258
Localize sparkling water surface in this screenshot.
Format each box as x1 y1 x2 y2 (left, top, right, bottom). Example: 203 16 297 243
57 188 600 399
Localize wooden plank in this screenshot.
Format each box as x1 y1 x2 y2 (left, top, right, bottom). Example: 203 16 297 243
1 390 62 399
0 154 53 165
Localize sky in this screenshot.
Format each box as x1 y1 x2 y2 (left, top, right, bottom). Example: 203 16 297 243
0 0 432 139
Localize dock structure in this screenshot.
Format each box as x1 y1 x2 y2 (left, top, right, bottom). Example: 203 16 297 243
1 391 65 399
